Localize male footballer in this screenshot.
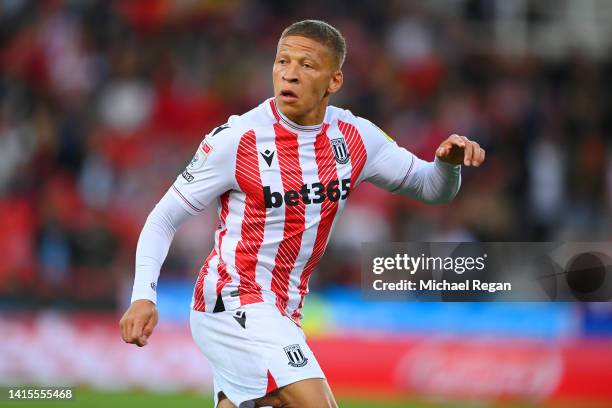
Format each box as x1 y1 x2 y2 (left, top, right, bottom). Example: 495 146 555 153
120 19 485 408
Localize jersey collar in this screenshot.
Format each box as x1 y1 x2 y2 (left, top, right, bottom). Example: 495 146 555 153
269 98 324 133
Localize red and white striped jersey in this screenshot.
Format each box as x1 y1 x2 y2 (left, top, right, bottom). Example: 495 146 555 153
172 98 419 322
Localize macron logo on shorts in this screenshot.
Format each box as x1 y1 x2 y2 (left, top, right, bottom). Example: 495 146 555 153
233 310 246 329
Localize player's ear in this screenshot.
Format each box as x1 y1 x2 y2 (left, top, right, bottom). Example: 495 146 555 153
327 70 343 95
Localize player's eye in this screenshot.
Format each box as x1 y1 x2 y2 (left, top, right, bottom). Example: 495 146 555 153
278 59 287 65
303 63 313 69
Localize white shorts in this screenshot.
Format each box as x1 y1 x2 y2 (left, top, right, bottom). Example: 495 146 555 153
189 302 325 407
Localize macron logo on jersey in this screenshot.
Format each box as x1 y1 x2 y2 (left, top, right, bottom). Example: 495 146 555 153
260 149 275 167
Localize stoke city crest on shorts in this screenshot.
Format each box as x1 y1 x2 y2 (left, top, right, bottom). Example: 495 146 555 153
283 344 308 367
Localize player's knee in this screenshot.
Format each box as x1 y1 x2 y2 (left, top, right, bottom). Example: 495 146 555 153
280 398 337 408
251 393 282 407
274 379 337 408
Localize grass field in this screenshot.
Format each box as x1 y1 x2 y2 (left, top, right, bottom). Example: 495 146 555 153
3 389 599 408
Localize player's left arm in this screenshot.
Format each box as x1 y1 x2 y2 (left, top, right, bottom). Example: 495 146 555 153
359 120 485 204
406 133 484 204
436 133 485 167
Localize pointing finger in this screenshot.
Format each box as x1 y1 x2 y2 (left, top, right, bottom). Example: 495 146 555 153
462 137 474 166
475 147 486 166
470 142 481 166
479 147 486 166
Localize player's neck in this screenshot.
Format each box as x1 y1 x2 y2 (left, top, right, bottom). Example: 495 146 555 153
279 102 327 127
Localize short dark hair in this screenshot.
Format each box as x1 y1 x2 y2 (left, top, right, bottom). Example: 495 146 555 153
280 20 347 69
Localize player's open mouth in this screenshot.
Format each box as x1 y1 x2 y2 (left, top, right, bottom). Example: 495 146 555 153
279 90 298 102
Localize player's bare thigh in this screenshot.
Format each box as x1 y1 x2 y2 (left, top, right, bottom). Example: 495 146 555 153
216 378 337 408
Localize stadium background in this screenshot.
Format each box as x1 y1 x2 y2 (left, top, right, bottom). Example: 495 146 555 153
1 0 612 407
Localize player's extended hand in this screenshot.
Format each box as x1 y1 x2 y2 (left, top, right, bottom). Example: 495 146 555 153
436 134 485 167
119 299 158 347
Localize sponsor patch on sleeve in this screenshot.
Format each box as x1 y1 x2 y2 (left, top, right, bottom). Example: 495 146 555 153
201 141 212 154
182 169 194 182
187 141 213 170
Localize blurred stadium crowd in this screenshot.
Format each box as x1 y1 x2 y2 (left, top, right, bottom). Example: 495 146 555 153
1 0 611 309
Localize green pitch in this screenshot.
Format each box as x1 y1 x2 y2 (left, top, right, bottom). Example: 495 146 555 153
3 389 594 408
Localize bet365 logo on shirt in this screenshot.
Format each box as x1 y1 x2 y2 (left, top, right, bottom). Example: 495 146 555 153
263 178 350 208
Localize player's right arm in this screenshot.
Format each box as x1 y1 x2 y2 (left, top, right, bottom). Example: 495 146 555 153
120 123 240 347
119 190 191 347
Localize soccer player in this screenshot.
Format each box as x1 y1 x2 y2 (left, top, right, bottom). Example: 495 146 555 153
120 20 485 408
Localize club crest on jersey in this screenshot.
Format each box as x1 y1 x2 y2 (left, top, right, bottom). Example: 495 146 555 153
330 138 349 165
284 344 308 367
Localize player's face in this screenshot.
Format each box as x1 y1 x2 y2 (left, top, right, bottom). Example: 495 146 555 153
273 35 343 126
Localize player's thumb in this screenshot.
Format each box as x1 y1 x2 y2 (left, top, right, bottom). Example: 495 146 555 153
436 146 448 158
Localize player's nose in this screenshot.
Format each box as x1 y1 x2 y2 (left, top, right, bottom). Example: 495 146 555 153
282 63 299 82
282 76 298 84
